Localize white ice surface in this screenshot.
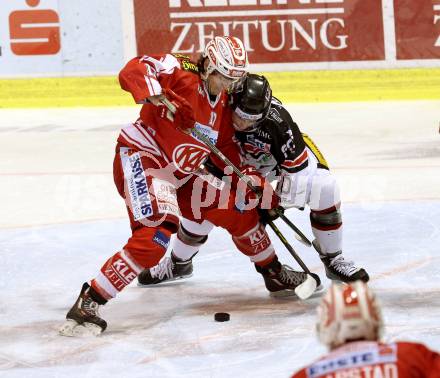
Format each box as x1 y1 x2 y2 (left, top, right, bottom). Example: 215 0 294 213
0 101 439 377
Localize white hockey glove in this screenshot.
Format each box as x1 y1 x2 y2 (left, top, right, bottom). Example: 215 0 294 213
275 172 309 210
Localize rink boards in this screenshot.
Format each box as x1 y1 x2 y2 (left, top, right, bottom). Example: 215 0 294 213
1 68 440 108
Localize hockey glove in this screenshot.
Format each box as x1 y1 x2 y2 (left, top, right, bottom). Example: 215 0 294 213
158 88 195 134
235 167 279 211
258 206 285 226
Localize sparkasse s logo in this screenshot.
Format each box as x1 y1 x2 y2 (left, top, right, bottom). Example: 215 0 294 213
8 0 60 56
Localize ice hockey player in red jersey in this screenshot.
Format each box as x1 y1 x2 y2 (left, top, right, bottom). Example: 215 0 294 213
135 66 321 296
59 36 255 336
138 74 368 288
291 281 440 377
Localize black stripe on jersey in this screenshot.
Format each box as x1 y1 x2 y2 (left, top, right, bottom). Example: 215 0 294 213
282 160 309 174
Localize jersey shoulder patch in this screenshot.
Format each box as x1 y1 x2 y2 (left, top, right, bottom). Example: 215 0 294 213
172 54 199 74
267 106 284 125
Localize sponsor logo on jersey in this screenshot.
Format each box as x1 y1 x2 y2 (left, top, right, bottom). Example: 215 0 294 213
256 129 271 140
171 53 199 73
191 123 219 145
249 228 266 245
244 137 270 153
105 257 137 289
152 178 181 218
152 230 170 250
269 108 282 124
172 143 210 174
307 346 397 378
181 59 199 73
246 225 271 253
121 150 153 221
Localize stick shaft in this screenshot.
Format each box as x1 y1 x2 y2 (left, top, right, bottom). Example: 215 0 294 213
275 209 312 246
161 96 310 245
162 97 258 191
267 220 311 274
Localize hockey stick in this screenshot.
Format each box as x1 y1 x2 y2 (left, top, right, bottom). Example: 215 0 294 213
161 96 318 298
267 220 317 299
161 97 259 189
161 96 312 247
275 210 312 247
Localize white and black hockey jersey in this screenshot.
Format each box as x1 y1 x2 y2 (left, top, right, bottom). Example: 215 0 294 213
235 98 323 177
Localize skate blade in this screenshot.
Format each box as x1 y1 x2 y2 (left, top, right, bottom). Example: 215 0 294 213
294 274 318 300
314 284 325 294
59 319 103 337
269 290 298 298
137 273 193 287
269 285 325 299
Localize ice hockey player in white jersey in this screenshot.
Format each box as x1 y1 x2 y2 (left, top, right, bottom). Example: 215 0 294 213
138 74 369 287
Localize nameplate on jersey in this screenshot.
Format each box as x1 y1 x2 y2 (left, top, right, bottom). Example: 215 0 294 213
306 345 397 378
191 123 219 145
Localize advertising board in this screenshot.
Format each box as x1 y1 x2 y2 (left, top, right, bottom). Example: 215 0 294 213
0 0 125 77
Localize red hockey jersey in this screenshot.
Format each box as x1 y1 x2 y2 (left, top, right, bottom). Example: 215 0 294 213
118 53 241 177
291 341 440 378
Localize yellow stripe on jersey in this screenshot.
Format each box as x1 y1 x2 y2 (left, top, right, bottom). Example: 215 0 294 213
302 133 329 170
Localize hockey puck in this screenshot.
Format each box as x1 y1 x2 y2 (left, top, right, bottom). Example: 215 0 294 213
214 312 230 322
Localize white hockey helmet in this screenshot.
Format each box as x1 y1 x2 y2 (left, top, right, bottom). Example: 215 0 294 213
316 281 383 349
203 36 248 80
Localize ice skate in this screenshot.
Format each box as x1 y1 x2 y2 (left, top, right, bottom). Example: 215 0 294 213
137 252 194 286
255 257 321 298
320 253 369 283
59 282 107 337
313 241 369 283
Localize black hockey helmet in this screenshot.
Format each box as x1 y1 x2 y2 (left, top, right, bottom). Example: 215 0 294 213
233 74 272 123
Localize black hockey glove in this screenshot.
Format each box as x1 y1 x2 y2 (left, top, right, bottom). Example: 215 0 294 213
258 206 285 226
